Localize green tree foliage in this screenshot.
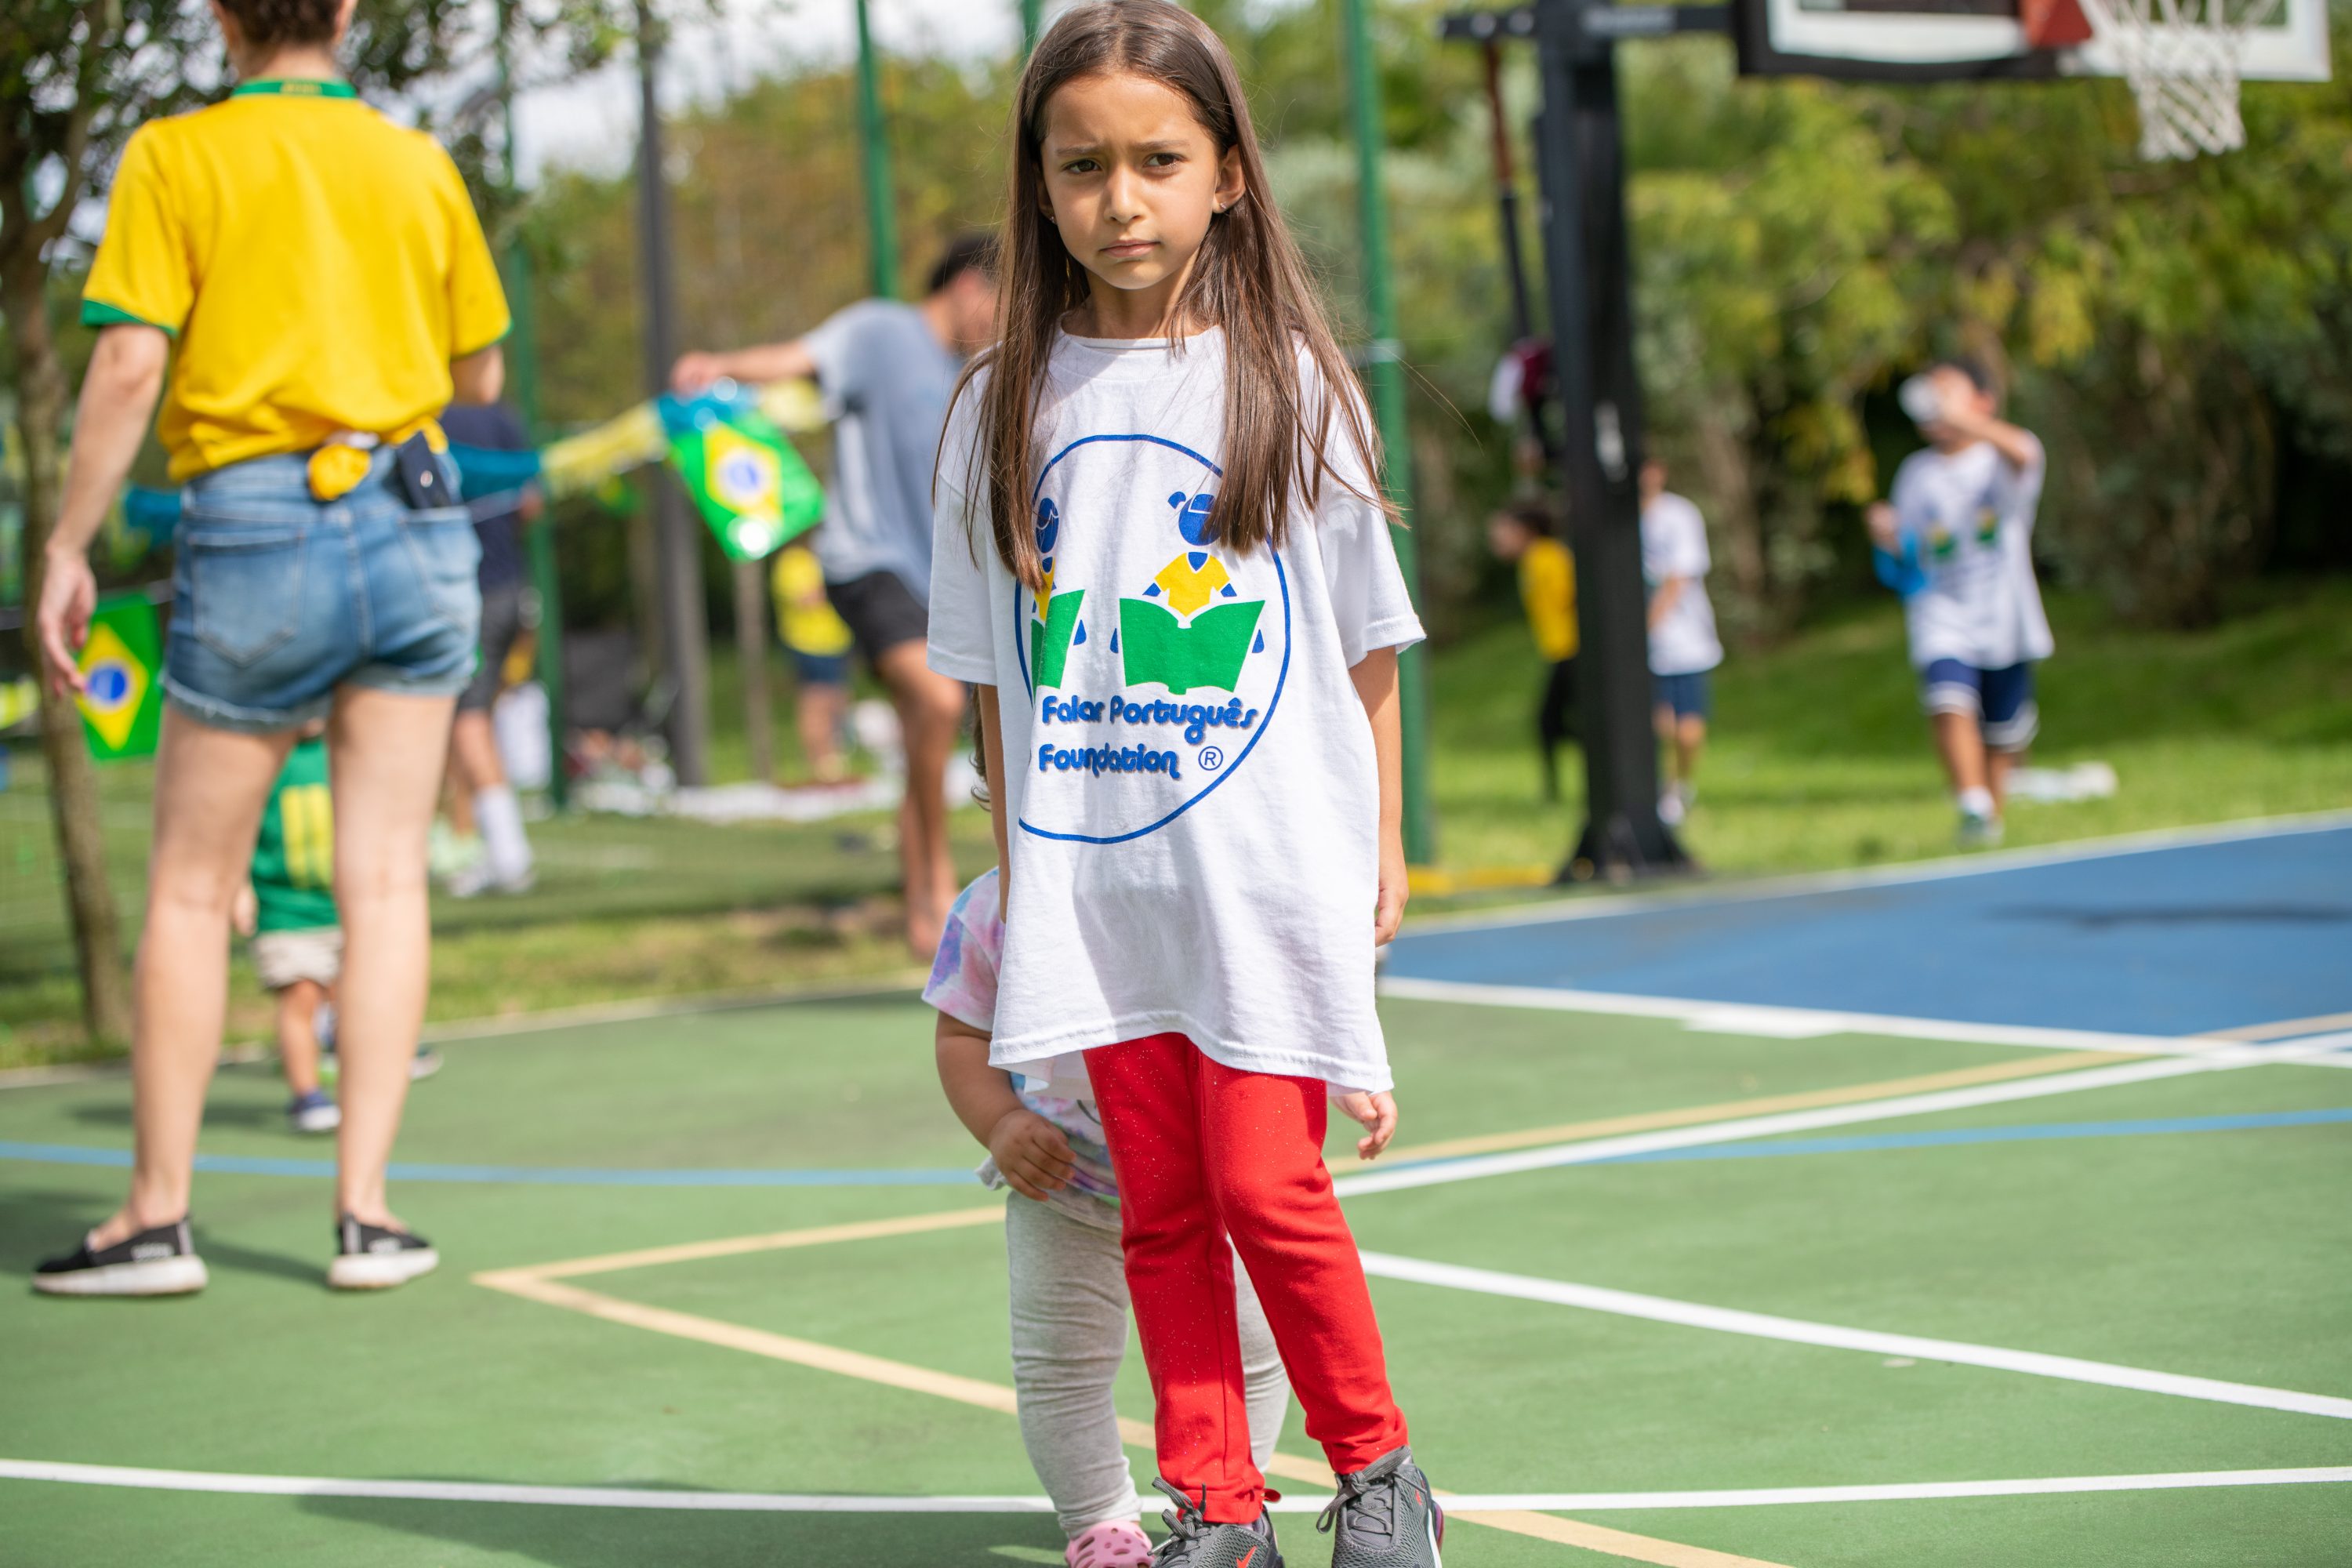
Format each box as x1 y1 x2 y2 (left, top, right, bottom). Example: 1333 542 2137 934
522 1 2348 639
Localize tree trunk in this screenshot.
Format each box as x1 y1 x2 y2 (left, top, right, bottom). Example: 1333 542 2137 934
732 557 773 785
4 256 134 1046
1692 397 1766 630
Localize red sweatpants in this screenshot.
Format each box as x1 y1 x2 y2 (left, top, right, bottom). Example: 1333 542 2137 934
1084 1033 1408 1523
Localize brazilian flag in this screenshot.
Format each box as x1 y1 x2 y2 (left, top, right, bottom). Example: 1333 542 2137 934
76 593 163 761
663 390 825 562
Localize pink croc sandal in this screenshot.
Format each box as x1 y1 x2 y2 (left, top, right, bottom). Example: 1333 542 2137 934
1066 1519 1155 1567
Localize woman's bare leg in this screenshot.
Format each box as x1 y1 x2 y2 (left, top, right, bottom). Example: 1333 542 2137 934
88 710 294 1248
326 684 456 1225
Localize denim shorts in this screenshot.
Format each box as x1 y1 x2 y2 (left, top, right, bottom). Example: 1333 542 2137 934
165 449 481 733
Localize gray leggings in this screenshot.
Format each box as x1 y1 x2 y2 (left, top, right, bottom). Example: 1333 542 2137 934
1007 1192 1291 1538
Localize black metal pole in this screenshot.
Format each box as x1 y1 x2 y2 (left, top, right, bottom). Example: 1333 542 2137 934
1530 0 1686 878
636 2 710 786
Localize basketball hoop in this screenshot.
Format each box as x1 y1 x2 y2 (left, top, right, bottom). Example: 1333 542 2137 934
2075 0 2284 160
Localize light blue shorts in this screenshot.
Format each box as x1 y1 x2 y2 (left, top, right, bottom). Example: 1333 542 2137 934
165 450 481 734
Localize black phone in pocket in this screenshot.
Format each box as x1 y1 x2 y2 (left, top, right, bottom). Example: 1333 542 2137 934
392 433 448 510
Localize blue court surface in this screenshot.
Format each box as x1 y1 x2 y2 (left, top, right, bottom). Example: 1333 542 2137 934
1385 815 2352 1041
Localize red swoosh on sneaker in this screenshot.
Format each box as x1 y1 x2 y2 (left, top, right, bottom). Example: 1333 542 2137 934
1237 1548 1258 1568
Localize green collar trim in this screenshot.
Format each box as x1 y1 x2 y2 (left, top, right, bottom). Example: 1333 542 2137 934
231 78 357 100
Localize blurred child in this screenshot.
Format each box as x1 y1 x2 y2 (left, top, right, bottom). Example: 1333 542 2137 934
237 731 442 1134
771 542 855 782
235 729 343 1133
930 862 1313 1566
1639 459 1722 827
1867 358 2052 846
1486 499 1579 802
927 7 1437 1562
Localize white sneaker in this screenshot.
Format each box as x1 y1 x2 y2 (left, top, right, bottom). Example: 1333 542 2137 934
443 861 535 898
428 823 485 880
1958 811 2005 848
1657 787 1687 827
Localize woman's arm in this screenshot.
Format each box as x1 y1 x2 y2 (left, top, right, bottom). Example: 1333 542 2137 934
1348 647 1408 945
935 1014 1074 1200
36 325 170 691
451 344 505 405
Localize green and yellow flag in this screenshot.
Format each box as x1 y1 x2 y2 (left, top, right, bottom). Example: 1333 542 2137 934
75 593 163 761
664 391 826 563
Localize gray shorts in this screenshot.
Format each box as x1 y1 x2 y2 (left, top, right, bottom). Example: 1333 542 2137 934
459 582 528 713
252 927 343 991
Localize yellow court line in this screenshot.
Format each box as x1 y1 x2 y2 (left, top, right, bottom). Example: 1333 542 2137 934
474 1265 1787 1567
2208 1011 2352 1043
1376 1050 2137 1166
517 1205 1007 1281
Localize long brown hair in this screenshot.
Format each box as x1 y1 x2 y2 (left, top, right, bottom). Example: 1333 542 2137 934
952 0 1391 592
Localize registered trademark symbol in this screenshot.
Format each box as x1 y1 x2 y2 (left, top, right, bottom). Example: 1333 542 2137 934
1197 746 1224 771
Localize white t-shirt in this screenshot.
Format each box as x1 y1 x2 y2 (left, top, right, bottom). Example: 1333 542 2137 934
1640 492 1722 676
926 328 1425 1092
1889 437 2054 671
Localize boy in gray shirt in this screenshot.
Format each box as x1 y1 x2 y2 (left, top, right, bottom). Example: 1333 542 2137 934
674 238 999 956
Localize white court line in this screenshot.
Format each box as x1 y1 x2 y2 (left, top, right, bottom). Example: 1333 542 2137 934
1356 1253 2352 1422
1402 809 2352 937
5 1458 2347 1513
1333 1036 2352 1200
1377 975 2225 1057
1429 1468 2352 1512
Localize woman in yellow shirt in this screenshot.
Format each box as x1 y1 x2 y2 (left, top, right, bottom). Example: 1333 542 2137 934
34 0 508 1297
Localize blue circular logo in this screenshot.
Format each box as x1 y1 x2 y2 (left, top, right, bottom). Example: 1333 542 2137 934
1012 433 1290 847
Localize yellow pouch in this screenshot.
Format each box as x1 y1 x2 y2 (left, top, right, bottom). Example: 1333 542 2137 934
304 418 445 503
307 443 376 502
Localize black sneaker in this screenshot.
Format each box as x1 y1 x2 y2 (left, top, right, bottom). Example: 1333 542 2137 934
33 1219 208 1298
1149 1479 1283 1567
1319 1447 1443 1568
327 1214 438 1290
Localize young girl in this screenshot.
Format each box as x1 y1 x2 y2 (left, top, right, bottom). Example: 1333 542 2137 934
926 5 1439 1563
931 862 1301 1566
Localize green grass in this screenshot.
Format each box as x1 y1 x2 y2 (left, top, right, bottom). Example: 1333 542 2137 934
2 991 2347 1565
1428 579 2352 878
5 580 2349 1065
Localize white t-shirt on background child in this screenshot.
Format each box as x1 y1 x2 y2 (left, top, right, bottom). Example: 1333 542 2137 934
926 328 1424 1092
1640 491 1722 677
1888 437 2054 672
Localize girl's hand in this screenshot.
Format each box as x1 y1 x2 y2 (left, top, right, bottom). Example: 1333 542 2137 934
1373 840 1409 946
35 546 98 696
1335 1090 1398 1160
988 1107 1078 1201
232 884 259 940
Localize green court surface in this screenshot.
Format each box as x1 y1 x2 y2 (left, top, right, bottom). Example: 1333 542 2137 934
3 990 2347 1566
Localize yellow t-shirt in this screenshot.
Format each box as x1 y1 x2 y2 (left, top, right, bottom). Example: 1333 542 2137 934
771 545 855 657
1518 536 1579 662
82 78 510 481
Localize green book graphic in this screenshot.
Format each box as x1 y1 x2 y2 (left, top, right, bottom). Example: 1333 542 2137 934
1030 589 1086 688
1118 597 1263 695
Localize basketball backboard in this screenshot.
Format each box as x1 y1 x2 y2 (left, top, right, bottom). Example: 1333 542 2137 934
1733 0 2331 83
